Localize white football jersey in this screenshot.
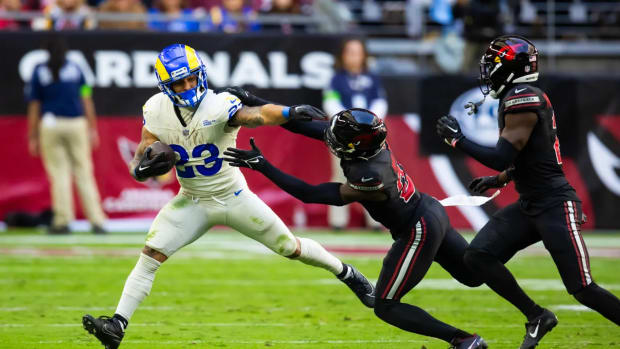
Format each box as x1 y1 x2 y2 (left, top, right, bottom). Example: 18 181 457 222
142 89 246 198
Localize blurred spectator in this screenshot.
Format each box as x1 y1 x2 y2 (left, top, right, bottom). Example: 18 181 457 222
0 0 27 30
518 0 537 24
98 0 147 29
313 0 353 33
148 0 201 32
26 37 107 234
264 0 300 14
323 38 387 231
209 0 260 32
33 0 96 30
569 0 587 24
260 0 303 34
453 0 501 72
405 0 424 38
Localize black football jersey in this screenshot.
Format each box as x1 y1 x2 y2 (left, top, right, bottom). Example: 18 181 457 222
341 147 422 235
499 84 579 213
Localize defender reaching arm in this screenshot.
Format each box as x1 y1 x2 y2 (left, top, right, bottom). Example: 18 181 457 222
223 138 387 205
228 104 326 128
219 86 329 140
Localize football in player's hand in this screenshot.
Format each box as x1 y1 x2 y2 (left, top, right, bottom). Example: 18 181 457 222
147 141 176 170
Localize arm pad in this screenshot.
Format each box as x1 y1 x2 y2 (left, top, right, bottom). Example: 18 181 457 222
280 119 328 141
456 136 518 171
260 161 345 206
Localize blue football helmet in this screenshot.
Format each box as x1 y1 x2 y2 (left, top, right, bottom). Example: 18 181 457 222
155 44 208 108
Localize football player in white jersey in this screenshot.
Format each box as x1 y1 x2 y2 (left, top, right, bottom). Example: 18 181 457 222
82 44 374 349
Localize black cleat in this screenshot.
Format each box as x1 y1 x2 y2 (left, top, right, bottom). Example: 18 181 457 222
449 334 488 349
519 308 558 349
338 264 375 308
82 314 124 349
92 225 107 235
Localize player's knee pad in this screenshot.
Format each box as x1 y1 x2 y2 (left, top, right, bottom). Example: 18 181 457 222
274 234 298 257
573 282 599 301
374 298 398 319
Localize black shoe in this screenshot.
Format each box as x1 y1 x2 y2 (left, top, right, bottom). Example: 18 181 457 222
519 308 558 349
47 225 70 235
449 334 488 349
92 225 107 235
82 314 124 349
338 264 375 308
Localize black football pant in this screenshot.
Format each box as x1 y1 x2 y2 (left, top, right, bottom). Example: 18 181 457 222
374 195 483 342
465 201 620 324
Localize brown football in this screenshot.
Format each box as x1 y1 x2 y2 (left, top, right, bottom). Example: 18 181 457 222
148 141 176 169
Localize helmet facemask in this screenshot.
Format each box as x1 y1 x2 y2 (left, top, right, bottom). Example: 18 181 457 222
158 67 207 108
479 54 494 96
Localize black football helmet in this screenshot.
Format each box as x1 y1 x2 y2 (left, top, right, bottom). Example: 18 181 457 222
324 108 387 159
480 35 539 98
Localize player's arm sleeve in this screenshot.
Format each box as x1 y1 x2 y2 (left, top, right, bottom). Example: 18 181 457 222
258 161 345 206
455 85 543 171
279 119 328 141
456 137 518 171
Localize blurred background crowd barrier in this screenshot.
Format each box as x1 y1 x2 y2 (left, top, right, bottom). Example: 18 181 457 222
2 30 618 231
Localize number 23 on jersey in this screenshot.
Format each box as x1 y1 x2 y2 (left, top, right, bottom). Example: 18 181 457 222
169 143 222 178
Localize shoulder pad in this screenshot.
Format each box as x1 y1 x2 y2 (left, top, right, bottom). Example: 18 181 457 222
503 84 544 112
203 90 243 122
344 161 384 191
142 93 167 127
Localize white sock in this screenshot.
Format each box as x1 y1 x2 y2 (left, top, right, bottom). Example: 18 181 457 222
294 237 343 275
114 253 161 321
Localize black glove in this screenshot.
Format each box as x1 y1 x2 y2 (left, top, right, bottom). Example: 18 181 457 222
468 175 506 194
133 147 173 181
223 138 267 171
213 86 272 107
436 115 464 147
288 104 327 122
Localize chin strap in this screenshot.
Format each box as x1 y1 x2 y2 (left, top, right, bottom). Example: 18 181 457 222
464 96 486 115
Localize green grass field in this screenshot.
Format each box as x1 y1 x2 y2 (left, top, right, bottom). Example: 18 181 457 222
1 229 619 348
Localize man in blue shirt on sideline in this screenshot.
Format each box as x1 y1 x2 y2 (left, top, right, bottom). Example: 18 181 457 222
26 37 106 235
323 38 388 231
